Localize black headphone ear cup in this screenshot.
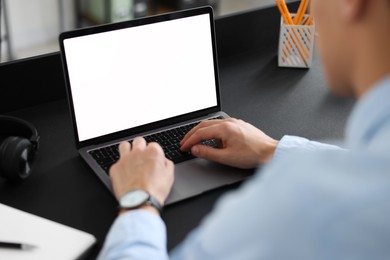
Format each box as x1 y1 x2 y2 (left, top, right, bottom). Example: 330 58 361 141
0 136 34 182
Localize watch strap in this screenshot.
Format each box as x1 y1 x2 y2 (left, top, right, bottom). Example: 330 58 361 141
145 194 163 214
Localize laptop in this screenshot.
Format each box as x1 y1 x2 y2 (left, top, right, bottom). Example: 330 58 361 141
59 6 251 205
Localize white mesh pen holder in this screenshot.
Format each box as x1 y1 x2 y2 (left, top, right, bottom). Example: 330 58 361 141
278 15 315 68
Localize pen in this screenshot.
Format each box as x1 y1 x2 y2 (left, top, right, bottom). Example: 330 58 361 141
0 241 36 250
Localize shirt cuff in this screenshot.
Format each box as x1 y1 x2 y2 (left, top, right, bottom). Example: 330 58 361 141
273 135 342 162
98 209 168 260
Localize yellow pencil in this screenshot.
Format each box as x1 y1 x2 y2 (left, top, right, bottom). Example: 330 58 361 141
280 0 309 56
294 0 309 25
276 0 309 66
304 1 314 25
279 0 294 25
275 0 291 25
304 16 313 26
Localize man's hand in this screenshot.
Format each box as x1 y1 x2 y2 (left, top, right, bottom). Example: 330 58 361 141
109 137 174 214
180 118 279 169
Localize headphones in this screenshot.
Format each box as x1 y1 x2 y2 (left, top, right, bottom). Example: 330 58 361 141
0 116 39 182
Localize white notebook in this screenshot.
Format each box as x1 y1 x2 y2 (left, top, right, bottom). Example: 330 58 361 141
0 203 96 260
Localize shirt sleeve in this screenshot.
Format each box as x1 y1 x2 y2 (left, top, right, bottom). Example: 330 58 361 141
97 210 168 260
169 148 390 260
273 135 343 161
98 147 389 260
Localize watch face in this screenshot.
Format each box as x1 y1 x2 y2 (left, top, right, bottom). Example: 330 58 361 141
120 190 149 208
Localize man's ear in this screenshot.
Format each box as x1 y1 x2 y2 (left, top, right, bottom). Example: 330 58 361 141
341 0 369 21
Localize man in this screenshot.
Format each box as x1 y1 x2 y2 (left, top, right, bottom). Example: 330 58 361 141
98 0 390 259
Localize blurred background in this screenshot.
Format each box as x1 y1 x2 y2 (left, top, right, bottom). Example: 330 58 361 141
0 0 294 63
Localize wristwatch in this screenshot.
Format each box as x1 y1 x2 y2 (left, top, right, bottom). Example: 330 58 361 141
119 189 163 213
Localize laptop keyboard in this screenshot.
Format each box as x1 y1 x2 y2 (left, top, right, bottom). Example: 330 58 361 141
89 117 222 174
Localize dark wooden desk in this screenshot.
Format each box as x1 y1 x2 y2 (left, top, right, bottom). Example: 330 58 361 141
0 3 354 259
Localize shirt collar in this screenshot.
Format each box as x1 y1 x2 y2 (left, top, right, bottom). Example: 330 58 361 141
346 75 390 148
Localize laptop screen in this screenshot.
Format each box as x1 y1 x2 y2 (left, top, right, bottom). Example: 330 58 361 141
62 12 218 142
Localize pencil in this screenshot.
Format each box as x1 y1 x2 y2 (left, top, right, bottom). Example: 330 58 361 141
279 0 294 25
294 0 309 25
304 1 314 25
275 0 291 25
276 0 309 66
304 16 313 26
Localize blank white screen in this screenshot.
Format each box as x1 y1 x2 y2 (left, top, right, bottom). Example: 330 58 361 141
64 14 218 142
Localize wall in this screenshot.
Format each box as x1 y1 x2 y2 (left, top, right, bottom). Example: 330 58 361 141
2 0 75 60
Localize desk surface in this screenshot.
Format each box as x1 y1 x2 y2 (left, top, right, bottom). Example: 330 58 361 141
0 3 354 259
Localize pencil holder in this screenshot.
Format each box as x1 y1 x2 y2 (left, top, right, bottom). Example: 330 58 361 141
278 15 315 68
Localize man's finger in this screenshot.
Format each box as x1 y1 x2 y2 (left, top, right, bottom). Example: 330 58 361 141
132 136 147 151
147 142 165 157
118 141 131 157
180 124 223 151
181 120 224 146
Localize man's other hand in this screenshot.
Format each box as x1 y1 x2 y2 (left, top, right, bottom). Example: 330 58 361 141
180 118 279 169
109 137 175 209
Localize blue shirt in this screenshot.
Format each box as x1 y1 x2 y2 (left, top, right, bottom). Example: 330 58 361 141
98 76 390 260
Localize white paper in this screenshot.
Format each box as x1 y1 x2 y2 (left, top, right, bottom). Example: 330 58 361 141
0 203 96 260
